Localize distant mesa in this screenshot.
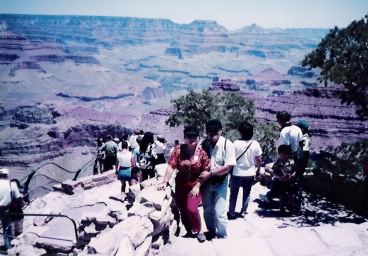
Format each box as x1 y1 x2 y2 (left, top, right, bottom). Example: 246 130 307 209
165 48 183 59
287 66 315 78
210 78 240 91
31 55 101 65
9 61 46 76
0 53 19 62
56 93 134 102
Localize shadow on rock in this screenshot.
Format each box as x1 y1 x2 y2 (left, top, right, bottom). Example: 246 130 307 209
255 193 368 227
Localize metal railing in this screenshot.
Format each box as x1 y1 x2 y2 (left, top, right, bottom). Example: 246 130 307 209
0 212 78 245
0 155 99 251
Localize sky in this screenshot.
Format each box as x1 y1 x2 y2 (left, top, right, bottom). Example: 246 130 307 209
0 0 367 30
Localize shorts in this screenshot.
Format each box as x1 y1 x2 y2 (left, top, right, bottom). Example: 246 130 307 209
117 166 131 181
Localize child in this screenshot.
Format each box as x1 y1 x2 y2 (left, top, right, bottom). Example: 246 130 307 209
130 167 142 185
260 145 295 213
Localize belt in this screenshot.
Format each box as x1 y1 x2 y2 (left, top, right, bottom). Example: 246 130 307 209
176 172 200 180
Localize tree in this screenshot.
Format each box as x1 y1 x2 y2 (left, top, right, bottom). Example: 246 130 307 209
301 15 368 118
165 89 278 159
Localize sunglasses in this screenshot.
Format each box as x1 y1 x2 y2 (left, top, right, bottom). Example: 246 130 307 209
207 128 220 132
185 135 198 139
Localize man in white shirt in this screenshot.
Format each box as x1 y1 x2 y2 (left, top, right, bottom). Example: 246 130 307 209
0 168 21 249
276 111 303 177
199 119 236 239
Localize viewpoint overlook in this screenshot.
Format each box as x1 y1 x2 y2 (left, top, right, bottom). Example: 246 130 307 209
0 13 367 255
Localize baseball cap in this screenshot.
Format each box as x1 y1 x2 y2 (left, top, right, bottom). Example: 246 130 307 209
0 168 9 176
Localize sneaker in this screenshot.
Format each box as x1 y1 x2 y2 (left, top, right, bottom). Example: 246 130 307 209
204 231 216 240
240 211 247 218
227 212 237 220
196 232 206 243
259 194 271 203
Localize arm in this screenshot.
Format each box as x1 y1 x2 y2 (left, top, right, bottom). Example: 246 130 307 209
157 165 175 190
131 154 136 167
115 158 119 174
255 155 262 176
272 162 284 178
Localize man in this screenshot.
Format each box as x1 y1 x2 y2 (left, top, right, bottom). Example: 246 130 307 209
276 111 304 166
99 134 119 172
0 168 22 250
199 119 236 239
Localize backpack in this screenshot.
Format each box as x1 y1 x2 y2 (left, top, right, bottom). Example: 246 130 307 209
138 144 157 169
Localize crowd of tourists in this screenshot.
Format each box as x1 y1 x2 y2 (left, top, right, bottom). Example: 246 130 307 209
93 111 311 243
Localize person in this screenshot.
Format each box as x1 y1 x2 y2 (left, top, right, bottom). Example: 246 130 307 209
170 140 180 155
9 179 25 238
0 168 22 250
228 121 262 219
115 141 136 200
158 125 210 243
275 111 303 176
130 167 142 185
129 130 140 152
138 132 157 181
260 145 296 213
99 134 119 172
94 137 105 174
154 135 167 165
199 119 236 239
296 119 310 176
122 134 131 151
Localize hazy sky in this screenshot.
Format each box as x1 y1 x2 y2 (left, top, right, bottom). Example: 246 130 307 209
1 0 367 30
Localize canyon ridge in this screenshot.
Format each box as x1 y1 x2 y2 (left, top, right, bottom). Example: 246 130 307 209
0 14 367 193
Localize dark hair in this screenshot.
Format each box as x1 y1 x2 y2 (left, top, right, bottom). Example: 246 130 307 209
131 167 141 175
123 134 129 140
10 179 21 188
183 125 199 136
97 137 104 146
278 144 292 155
238 121 253 140
206 119 222 130
174 140 180 145
121 141 128 150
106 134 112 140
276 111 291 123
140 132 154 153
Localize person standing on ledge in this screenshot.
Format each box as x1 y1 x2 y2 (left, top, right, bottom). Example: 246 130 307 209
199 119 236 239
0 168 22 250
158 125 210 243
99 134 119 173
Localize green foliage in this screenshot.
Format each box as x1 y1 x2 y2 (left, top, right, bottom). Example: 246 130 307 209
316 139 368 176
301 15 368 117
165 89 278 159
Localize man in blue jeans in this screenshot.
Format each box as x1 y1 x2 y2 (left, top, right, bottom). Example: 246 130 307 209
199 120 236 239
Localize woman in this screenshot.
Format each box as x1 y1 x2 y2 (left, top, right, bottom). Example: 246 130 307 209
115 141 136 200
154 135 167 165
228 121 262 219
158 125 210 243
138 132 157 181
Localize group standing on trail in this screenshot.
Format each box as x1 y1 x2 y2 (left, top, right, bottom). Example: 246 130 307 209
91 111 310 242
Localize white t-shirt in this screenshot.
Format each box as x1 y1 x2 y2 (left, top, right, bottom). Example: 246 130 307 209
116 151 133 168
129 135 139 149
154 141 166 154
232 140 263 177
277 124 303 153
0 179 21 207
207 136 236 172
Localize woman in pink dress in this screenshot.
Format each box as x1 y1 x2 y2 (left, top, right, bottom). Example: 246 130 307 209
158 125 210 243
